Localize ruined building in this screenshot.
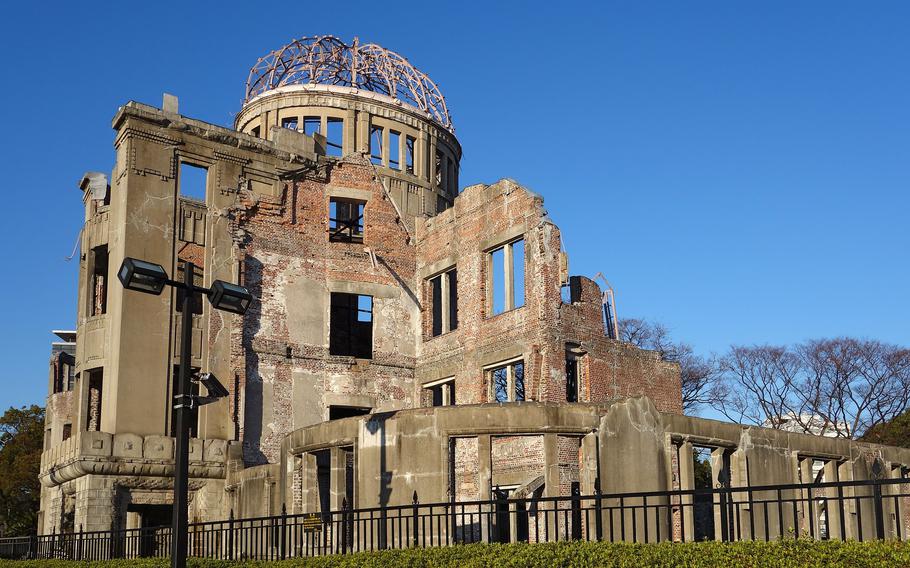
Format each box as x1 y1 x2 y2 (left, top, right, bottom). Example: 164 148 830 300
40 36 910 543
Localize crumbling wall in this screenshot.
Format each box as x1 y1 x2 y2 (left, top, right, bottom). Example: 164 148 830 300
415 180 566 404
560 276 683 413
232 156 419 465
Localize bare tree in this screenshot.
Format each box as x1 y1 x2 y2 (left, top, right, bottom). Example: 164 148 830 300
793 338 910 438
619 318 721 414
714 345 802 428
713 337 910 439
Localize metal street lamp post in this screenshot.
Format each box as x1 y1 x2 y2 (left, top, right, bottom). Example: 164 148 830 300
118 257 251 568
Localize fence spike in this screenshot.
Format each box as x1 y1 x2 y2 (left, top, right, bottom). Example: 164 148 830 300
413 490 419 505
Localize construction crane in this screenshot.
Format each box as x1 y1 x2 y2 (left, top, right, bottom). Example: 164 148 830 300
593 273 619 340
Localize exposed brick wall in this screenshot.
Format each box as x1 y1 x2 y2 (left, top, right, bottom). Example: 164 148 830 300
491 435 545 486
231 156 418 464
560 277 683 413
416 180 682 413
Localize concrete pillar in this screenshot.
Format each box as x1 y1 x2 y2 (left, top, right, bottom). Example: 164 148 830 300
477 435 492 543
710 448 727 541
428 135 438 186
417 131 429 180
678 442 695 541
381 126 390 167
343 109 356 156
356 111 370 154
825 460 846 540
503 243 514 310
330 447 346 512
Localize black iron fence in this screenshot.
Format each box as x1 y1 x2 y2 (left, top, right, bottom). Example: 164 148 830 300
3 477 908 561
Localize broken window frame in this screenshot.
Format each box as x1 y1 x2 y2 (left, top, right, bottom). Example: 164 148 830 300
85 368 103 432
90 245 109 316
177 161 208 203
388 130 401 169
434 150 443 187
487 238 526 317
303 116 321 136
326 117 344 156
328 198 366 243
565 346 586 403
405 136 415 174
369 125 384 165
486 358 525 403
428 267 458 337
329 292 373 359
423 377 455 407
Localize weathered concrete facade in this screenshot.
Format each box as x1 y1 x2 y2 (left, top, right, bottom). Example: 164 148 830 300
39 36 910 540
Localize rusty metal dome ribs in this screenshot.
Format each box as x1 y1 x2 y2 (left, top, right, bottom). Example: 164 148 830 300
245 36 453 131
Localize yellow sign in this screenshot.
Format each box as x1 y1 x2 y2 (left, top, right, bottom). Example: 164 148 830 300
302 513 322 533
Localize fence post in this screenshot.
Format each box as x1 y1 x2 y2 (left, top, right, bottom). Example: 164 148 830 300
594 482 603 541
872 460 886 540
341 498 349 555
76 525 83 561
28 534 37 560
412 491 419 548
873 481 886 540
227 509 234 561
280 503 288 560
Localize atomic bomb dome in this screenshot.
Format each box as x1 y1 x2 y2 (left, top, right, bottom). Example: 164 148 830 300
243 35 452 130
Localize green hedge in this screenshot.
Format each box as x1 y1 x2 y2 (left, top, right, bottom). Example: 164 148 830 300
3 540 910 567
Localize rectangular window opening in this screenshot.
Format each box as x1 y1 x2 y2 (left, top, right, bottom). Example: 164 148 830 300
86 368 103 432
405 136 415 174
250 126 261 138
178 162 208 202
91 245 109 316
428 268 458 337
326 118 343 156
424 378 455 407
329 406 371 420
330 292 373 359
62 423 72 442
281 117 299 131
565 348 584 403
491 247 505 315
329 198 365 243
488 238 525 316
434 150 443 186
303 117 321 136
487 360 525 403
370 126 384 165
389 130 401 169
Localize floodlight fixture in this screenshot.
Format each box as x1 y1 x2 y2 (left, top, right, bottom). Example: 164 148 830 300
209 280 252 315
118 258 169 295
193 372 230 403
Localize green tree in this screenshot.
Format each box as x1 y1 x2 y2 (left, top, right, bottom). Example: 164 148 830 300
861 410 910 448
0 405 44 536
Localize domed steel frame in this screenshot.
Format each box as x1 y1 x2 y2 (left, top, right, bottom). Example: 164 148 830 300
245 36 453 131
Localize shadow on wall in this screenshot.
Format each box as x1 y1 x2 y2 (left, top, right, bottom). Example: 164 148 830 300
242 255 267 466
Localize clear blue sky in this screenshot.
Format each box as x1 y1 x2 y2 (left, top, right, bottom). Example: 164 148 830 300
1 1 907 411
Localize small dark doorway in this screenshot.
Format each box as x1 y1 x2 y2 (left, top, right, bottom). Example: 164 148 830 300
570 482 582 540
130 504 171 557
492 486 528 543
692 446 715 541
